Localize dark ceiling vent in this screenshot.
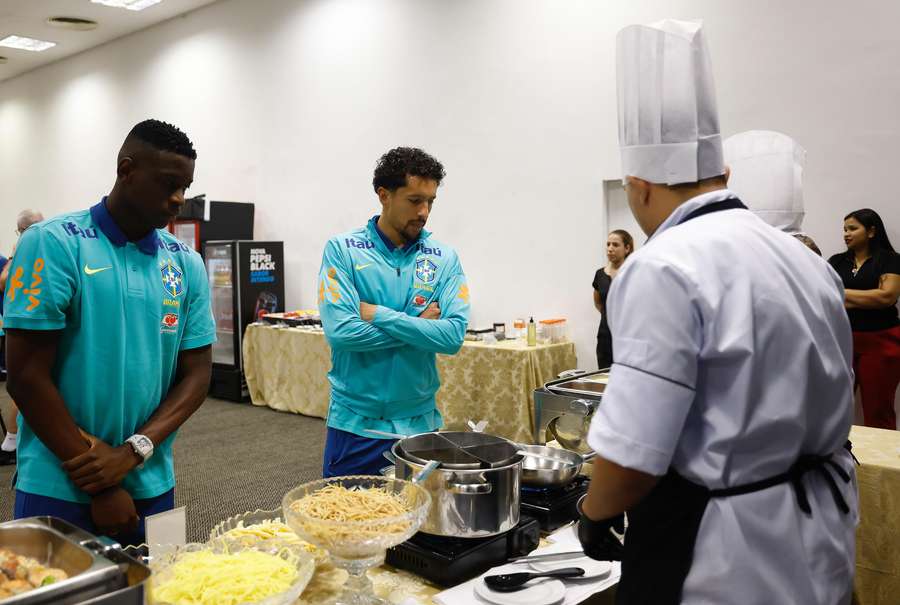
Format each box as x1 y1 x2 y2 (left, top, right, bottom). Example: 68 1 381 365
46 17 99 31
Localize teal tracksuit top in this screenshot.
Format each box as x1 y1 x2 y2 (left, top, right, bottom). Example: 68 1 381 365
318 216 470 436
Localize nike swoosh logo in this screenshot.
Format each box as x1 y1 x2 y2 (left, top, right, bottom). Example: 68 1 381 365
84 264 112 275
355 263 373 271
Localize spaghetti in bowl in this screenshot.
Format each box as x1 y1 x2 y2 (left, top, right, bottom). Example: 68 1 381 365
282 476 431 561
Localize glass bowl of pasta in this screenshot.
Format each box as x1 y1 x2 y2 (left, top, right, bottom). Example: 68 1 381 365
209 508 330 566
148 540 316 605
282 475 432 605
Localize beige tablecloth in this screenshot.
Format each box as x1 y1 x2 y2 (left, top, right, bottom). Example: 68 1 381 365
243 323 577 443
850 425 900 605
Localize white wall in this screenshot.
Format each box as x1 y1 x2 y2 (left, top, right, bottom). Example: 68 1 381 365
2 0 899 371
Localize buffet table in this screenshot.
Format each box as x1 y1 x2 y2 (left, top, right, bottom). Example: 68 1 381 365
851 425 900 605
243 323 578 443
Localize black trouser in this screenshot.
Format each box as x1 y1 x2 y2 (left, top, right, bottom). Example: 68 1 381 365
596 332 613 370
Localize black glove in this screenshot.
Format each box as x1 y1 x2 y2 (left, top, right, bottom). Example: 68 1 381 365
576 495 625 561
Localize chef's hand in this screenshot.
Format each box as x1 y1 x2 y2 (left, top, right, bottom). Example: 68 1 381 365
576 496 625 561
360 302 378 322
418 302 441 320
91 487 140 537
63 432 143 495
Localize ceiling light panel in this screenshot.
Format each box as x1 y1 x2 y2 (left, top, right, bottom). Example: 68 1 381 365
0 36 56 52
91 0 162 11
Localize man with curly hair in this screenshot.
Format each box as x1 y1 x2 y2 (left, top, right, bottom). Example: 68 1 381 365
318 147 470 477
3 119 215 544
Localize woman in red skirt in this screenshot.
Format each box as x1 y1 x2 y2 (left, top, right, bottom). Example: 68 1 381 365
828 208 900 429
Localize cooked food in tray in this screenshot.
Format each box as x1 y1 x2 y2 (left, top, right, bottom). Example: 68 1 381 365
0 548 69 599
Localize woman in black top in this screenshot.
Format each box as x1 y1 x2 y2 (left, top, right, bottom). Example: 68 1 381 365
592 229 633 369
828 208 900 430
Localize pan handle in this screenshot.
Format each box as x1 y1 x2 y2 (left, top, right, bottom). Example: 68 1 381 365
447 481 493 495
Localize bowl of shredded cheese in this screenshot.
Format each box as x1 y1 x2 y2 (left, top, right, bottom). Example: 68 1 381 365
148 540 315 605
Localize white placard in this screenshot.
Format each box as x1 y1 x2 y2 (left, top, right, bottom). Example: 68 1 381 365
146 506 187 560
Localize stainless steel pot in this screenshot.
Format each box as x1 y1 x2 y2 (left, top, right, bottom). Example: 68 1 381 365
519 445 595 488
392 433 523 538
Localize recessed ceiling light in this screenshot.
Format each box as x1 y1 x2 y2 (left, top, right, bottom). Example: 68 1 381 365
91 0 162 11
0 35 56 52
46 17 100 31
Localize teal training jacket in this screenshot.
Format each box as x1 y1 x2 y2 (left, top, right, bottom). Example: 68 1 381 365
318 216 470 423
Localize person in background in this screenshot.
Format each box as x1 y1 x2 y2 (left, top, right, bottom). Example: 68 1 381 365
577 20 857 604
592 229 633 369
828 208 900 430
3 120 215 545
318 147 470 478
0 209 45 466
795 233 822 256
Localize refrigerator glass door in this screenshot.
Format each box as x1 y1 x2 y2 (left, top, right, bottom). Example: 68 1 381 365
206 243 236 366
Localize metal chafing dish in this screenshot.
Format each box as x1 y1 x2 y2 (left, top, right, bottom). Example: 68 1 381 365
0 517 151 605
532 369 609 450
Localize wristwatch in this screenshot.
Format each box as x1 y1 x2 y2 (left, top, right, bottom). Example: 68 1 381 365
125 434 154 469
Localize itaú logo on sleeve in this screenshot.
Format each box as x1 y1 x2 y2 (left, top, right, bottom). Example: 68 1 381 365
345 238 374 249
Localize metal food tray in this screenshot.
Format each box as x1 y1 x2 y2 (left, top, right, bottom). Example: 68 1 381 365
260 313 321 327
544 370 610 399
0 517 151 605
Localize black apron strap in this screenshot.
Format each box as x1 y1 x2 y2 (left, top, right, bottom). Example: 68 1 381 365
618 447 854 605
678 198 748 224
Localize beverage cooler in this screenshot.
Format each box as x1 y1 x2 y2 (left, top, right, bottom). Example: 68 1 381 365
204 240 285 401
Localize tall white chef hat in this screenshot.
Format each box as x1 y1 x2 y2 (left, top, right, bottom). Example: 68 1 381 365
617 19 724 185
724 130 807 233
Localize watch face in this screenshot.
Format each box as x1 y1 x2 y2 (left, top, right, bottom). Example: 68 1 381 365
136 436 152 450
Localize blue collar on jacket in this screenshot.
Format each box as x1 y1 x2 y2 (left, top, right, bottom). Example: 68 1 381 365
90 197 160 255
367 215 430 255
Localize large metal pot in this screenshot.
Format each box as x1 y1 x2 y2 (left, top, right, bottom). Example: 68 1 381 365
392 432 522 538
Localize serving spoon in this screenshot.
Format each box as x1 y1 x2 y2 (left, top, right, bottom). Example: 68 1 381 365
483 567 585 592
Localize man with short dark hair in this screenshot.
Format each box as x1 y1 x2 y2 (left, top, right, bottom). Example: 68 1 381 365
318 147 470 477
3 119 215 544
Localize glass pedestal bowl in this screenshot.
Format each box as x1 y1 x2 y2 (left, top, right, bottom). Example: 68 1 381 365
282 475 431 605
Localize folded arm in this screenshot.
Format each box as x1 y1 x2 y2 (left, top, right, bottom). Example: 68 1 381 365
844 273 900 309
318 240 404 352
370 260 470 354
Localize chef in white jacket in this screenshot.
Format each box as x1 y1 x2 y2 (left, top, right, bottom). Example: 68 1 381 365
576 19 858 605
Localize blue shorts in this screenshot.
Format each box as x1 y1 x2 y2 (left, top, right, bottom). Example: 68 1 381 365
322 427 396 478
14 489 175 547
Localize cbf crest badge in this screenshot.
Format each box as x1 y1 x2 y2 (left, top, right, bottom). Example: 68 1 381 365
161 260 185 297
415 258 438 284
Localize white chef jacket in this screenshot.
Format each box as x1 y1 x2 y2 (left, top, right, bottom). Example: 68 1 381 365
588 188 858 605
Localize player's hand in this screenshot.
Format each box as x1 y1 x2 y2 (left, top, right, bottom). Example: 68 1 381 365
418 302 441 320
63 433 142 495
360 302 378 322
90 487 139 537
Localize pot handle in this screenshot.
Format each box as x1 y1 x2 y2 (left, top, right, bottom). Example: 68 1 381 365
447 481 493 495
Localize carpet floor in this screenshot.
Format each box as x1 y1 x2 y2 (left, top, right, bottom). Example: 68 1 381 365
0 389 327 542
